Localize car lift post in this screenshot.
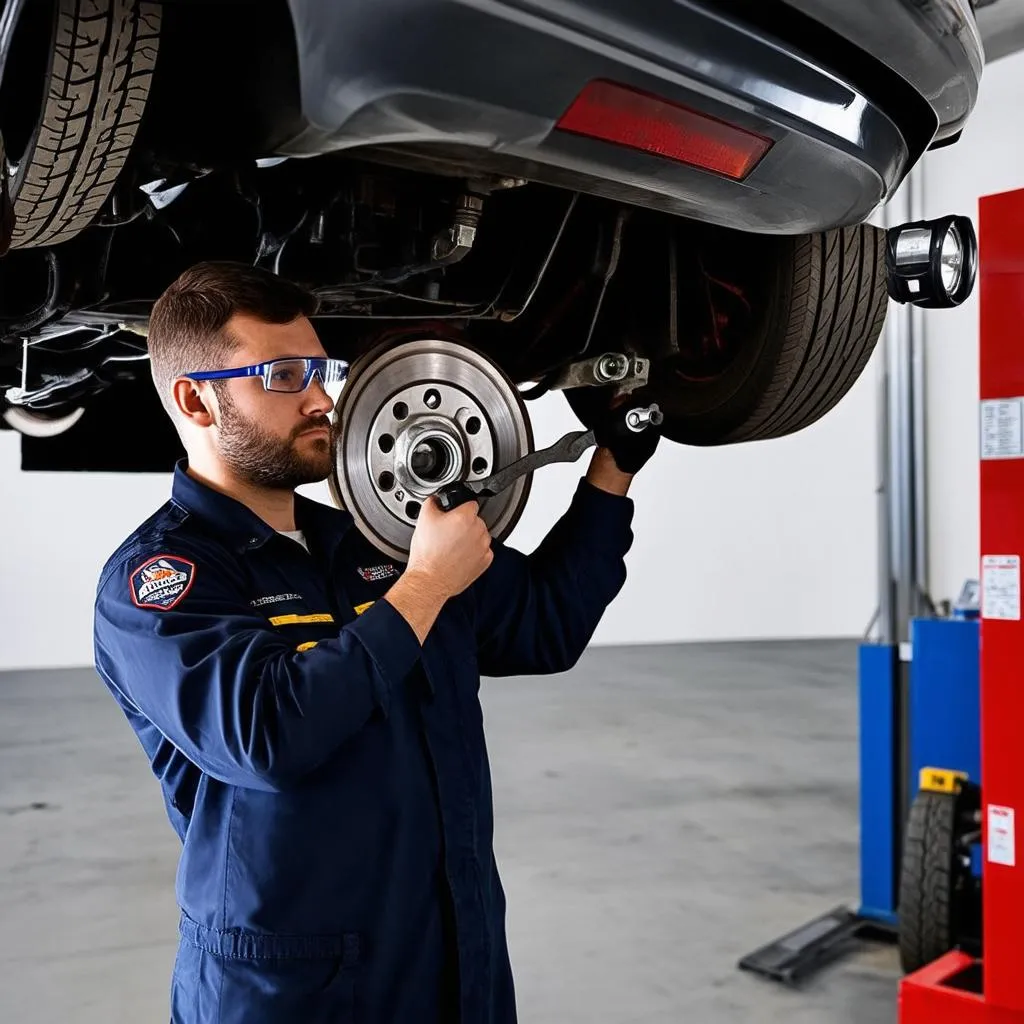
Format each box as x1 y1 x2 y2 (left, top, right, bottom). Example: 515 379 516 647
899 186 1024 1022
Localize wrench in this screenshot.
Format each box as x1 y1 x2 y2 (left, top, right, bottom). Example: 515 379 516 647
435 403 663 512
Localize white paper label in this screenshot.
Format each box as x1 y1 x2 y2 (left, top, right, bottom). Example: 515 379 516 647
981 399 1024 459
988 805 1016 867
982 555 1021 620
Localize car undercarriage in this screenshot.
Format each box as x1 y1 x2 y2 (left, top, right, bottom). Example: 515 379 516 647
0 0 981 539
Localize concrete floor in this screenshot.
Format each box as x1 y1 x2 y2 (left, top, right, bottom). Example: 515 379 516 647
0 640 901 1023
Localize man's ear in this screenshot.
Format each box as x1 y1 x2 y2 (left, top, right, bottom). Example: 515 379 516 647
171 377 216 428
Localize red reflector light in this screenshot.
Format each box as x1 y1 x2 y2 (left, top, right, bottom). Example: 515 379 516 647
556 80 772 181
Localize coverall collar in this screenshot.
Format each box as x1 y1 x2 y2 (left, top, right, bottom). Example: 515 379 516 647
170 460 351 555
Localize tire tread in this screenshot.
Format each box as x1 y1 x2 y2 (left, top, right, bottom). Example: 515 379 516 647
727 223 888 442
10 0 161 249
898 790 956 974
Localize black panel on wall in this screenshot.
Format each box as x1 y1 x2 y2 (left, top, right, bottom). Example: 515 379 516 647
20 380 185 473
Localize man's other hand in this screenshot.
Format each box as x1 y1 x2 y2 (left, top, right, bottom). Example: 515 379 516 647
593 403 661 475
407 497 494 598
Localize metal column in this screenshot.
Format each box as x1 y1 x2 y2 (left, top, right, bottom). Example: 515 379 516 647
879 167 932 646
871 166 933 919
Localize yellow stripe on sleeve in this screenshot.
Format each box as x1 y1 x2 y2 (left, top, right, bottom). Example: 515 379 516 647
268 613 335 626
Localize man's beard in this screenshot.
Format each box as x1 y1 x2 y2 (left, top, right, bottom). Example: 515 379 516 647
216 388 338 490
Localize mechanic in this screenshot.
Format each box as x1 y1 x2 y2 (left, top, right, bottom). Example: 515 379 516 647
92 261 660 1024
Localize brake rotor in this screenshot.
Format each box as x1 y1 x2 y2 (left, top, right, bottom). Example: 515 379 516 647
328 338 533 561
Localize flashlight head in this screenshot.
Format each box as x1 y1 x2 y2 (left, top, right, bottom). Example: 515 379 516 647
886 215 978 309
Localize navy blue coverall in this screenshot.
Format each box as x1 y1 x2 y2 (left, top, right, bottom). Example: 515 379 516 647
93 461 634 1024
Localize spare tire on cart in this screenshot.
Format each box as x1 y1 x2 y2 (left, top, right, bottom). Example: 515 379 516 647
898 772 982 974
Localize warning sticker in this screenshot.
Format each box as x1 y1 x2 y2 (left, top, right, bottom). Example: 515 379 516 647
982 555 1021 621
988 805 1016 867
981 399 1024 459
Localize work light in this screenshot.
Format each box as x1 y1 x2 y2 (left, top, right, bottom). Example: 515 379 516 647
886 215 978 308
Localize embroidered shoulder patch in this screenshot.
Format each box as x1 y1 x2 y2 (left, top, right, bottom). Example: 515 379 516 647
130 555 196 611
357 564 400 583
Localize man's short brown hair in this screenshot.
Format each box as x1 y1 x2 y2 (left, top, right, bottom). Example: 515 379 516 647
147 262 319 417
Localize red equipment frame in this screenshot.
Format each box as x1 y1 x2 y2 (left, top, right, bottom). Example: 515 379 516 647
899 187 1024 1023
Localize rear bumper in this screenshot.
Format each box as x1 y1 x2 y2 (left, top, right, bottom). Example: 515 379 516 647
280 0 971 234
780 0 983 143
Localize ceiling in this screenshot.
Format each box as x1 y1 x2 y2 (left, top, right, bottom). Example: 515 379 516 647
976 0 1024 62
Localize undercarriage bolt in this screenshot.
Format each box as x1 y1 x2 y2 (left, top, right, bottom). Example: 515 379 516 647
625 404 665 432
596 354 629 382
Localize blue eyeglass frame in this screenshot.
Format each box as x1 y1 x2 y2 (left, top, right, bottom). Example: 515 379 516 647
186 357 350 393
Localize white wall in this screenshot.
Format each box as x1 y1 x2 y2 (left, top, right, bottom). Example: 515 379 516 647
0 349 879 670
916 49 1024 606
483 371 879 647
0 434 173 671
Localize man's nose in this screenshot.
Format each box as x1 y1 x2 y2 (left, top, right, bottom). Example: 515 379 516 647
304 375 335 415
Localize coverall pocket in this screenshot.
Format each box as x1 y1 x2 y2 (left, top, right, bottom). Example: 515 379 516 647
173 914 361 1024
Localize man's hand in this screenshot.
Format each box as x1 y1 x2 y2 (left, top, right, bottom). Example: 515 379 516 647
586 447 635 497
407 497 494 598
383 498 493 644
593 402 661 476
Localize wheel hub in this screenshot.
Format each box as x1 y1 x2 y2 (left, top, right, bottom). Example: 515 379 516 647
370 382 495 514
329 338 532 561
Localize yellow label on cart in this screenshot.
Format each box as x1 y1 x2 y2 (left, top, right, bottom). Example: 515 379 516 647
919 767 968 794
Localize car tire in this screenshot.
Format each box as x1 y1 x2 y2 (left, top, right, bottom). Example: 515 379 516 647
729 224 889 444
898 789 957 974
565 223 888 446
2 0 161 250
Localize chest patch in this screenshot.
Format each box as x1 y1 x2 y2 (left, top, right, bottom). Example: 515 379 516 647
357 563 400 583
130 555 195 611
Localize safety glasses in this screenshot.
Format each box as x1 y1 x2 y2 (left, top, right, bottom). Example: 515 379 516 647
186 357 349 393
